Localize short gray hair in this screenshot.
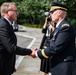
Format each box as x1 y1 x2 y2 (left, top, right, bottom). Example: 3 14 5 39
0 2 16 16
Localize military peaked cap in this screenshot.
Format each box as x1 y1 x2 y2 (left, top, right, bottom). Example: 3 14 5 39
50 2 68 12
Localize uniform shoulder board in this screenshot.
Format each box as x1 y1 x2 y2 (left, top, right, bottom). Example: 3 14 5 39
62 24 69 27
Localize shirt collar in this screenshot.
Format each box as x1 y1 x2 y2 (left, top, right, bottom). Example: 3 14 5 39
56 19 64 28
4 17 12 25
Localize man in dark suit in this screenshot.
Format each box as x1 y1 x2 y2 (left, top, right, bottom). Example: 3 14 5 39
31 2 76 75
0 2 33 75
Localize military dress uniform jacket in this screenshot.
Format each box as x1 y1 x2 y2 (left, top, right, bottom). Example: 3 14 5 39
37 19 75 75
0 17 32 75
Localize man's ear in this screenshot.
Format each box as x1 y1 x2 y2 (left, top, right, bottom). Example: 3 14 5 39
5 10 8 14
58 10 63 16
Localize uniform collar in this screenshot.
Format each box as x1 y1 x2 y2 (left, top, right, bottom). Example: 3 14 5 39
56 19 64 28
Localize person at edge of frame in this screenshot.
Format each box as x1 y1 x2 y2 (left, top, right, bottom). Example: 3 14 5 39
39 16 55 75
31 2 76 75
0 2 33 75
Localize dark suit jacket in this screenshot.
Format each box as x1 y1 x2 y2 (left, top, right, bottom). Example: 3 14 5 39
0 17 32 75
37 19 75 75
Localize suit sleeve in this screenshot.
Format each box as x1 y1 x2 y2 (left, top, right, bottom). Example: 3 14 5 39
37 25 74 59
0 26 32 55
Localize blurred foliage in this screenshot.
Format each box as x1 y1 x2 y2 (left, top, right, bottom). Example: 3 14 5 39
0 0 76 29
16 0 51 25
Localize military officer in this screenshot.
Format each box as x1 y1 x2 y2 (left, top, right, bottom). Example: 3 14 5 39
31 2 76 75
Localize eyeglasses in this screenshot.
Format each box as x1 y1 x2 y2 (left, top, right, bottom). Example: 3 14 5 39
8 9 18 12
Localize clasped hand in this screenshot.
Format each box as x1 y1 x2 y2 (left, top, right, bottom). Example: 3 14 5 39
30 48 39 58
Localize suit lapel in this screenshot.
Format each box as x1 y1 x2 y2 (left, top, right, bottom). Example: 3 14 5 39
2 17 14 32
52 19 67 41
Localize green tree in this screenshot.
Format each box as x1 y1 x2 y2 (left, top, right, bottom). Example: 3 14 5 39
16 0 51 24
0 0 76 28
16 0 76 25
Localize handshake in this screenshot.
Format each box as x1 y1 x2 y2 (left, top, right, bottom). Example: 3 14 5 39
30 48 39 58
